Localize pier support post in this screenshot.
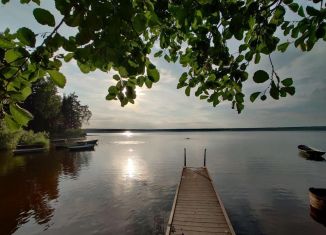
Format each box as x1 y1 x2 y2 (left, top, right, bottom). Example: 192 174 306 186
184 148 186 167
204 148 206 167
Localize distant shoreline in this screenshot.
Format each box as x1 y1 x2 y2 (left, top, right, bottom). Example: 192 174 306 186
85 126 326 133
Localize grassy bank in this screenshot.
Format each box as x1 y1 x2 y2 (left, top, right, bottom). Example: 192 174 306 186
19 131 49 148
0 124 21 150
0 122 49 150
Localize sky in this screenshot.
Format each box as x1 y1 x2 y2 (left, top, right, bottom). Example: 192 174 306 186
1 1 325 128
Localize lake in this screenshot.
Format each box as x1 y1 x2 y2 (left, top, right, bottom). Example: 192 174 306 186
0 131 326 235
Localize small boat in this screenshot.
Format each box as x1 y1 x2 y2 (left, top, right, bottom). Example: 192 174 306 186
13 144 46 154
51 139 68 149
309 188 326 212
50 138 66 143
76 139 98 145
67 141 96 151
68 143 95 151
298 145 325 158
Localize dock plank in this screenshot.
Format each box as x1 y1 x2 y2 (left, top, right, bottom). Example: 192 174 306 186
166 167 235 235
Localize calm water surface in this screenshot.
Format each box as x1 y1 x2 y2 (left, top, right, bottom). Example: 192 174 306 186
0 131 326 235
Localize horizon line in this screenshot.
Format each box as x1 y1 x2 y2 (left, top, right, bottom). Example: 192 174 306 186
85 126 326 132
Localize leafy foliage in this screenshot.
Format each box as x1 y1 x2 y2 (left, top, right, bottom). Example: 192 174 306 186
61 93 92 130
22 78 91 133
19 130 49 148
0 120 48 150
22 78 62 133
1 0 326 128
0 120 21 150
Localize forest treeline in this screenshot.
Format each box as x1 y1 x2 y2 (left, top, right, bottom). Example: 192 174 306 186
0 78 91 150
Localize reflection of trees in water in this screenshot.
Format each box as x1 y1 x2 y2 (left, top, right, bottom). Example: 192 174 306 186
0 150 91 234
61 151 91 179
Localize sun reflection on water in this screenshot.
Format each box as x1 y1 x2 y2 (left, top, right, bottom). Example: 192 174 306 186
122 131 133 137
127 158 135 178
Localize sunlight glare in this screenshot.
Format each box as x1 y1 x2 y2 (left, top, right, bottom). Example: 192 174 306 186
127 158 135 178
123 131 133 137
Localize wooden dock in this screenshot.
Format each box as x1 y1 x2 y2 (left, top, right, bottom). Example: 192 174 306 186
166 150 235 235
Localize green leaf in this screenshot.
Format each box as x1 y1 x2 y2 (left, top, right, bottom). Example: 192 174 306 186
298 6 305 17
273 6 286 20
254 53 261 64
154 50 163 57
235 93 244 103
78 62 91 73
179 72 188 83
113 74 120 81
185 86 190 96
288 3 299 13
4 114 20 130
284 86 295 95
137 76 145 87
306 6 319 16
118 66 128 77
250 92 260 102
281 78 293 87
316 25 326 39
229 15 242 35
132 13 147 33
207 74 216 81
277 42 290 52
108 86 118 95
64 52 74 62
9 104 33 126
200 95 208 100
239 44 247 52
17 27 36 47
128 60 138 68
48 70 66 88
33 8 55 27
5 49 23 63
236 103 244 113
236 55 244 63
0 37 14 48
21 86 32 99
253 70 269 83
291 27 300 38
145 77 152 88
147 64 160 82
270 81 279 100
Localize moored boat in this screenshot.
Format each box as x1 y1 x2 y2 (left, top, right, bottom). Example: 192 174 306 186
51 139 68 149
13 144 46 154
68 143 95 151
298 145 325 158
309 187 326 212
76 139 98 145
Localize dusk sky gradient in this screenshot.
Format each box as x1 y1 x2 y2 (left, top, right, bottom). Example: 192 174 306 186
1 1 325 128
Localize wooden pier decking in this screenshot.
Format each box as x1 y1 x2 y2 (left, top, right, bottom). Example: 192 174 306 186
166 164 235 234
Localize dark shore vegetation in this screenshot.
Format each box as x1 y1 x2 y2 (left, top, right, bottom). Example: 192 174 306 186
0 78 91 150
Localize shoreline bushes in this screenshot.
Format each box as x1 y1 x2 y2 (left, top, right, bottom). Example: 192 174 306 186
0 121 49 150
0 122 21 150
19 131 49 148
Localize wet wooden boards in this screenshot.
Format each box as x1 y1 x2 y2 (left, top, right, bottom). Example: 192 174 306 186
166 167 235 235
